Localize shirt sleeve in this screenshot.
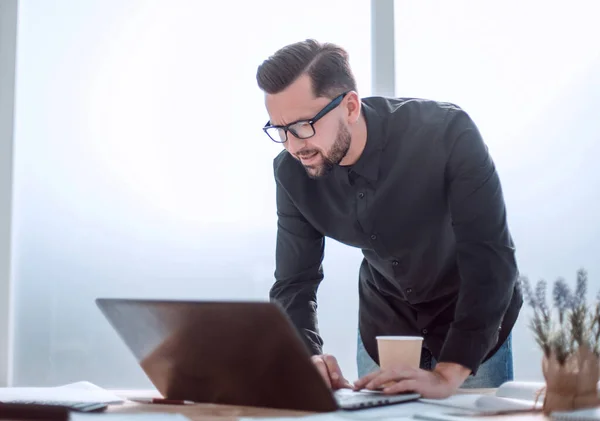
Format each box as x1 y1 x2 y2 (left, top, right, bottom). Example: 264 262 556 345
438 109 518 375
270 161 326 356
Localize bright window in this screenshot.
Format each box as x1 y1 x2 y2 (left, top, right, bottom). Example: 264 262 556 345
394 0 600 380
13 0 371 387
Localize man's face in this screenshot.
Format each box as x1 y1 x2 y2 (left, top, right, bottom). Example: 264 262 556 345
264 74 351 179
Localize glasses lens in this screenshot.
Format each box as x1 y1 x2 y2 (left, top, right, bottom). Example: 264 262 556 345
289 122 315 139
265 127 286 143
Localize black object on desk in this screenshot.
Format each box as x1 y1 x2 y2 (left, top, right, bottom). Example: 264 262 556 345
0 401 108 420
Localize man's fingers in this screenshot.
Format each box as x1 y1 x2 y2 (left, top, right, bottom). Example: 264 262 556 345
312 357 332 388
383 379 419 395
357 368 455 399
366 368 417 390
322 354 342 376
341 379 354 389
353 370 381 390
322 354 347 389
333 374 353 389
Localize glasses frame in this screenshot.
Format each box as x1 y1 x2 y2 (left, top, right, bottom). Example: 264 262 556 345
263 91 349 143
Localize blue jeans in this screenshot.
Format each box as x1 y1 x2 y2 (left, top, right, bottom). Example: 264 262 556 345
356 331 513 388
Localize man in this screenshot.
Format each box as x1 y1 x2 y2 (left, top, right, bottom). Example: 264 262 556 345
256 39 522 399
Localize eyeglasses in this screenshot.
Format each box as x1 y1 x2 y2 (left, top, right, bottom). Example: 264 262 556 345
263 92 349 143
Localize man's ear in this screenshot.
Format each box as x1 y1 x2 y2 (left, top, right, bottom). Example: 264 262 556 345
345 91 361 124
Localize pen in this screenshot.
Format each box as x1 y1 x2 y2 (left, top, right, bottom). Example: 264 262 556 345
129 398 195 405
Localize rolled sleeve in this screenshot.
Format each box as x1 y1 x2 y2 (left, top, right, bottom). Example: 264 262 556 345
438 111 518 374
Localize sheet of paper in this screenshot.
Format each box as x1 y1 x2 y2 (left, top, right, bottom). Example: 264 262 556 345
474 395 542 411
413 412 496 421
239 400 462 421
338 401 457 420
418 394 482 411
239 414 415 421
420 393 541 412
0 381 125 404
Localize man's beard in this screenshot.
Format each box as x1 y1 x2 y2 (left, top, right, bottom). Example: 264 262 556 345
301 121 351 179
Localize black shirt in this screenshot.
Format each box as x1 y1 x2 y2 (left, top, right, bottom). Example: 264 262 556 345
270 96 523 375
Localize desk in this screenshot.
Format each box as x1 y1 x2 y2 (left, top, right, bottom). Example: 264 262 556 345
107 390 549 421
108 390 309 421
108 401 309 421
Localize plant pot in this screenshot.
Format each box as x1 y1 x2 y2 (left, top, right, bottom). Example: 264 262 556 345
542 346 600 415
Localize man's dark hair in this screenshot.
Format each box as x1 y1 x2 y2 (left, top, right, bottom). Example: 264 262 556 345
256 39 357 99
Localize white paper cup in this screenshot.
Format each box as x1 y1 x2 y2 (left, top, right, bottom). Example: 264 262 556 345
376 336 423 370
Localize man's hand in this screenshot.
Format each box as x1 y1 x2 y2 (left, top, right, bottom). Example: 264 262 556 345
353 362 471 399
311 354 353 390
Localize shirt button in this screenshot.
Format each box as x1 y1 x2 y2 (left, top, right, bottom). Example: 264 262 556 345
422 329 428 335
370 234 377 240
358 192 365 199
392 260 399 266
406 288 413 294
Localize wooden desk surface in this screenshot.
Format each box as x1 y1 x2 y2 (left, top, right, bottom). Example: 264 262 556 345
107 389 549 421
108 401 310 421
108 390 310 421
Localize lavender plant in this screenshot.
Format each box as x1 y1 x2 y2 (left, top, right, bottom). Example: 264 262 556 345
520 268 600 363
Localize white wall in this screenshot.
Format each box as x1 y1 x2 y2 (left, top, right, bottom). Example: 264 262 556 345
12 0 371 387
394 0 600 380
0 0 17 387
371 0 395 96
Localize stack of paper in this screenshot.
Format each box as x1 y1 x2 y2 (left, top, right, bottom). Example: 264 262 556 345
0 381 125 405
420 381 544 413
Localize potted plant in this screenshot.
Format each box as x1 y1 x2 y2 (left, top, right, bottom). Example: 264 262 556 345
521 268 600 415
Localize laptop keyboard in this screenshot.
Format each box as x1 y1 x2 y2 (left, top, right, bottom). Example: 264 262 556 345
335 390 420 410
337 392 387 405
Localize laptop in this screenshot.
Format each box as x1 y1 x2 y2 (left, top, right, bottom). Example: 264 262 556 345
95 298 420 412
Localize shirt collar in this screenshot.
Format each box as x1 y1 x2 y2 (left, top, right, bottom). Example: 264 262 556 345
344 100 383 182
